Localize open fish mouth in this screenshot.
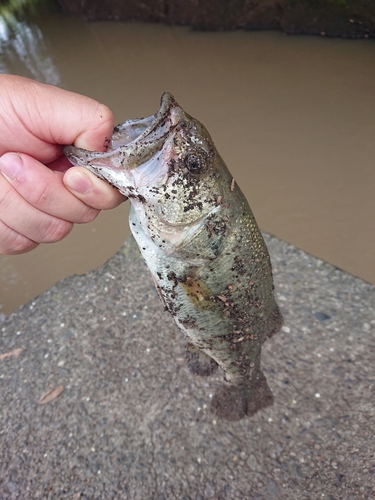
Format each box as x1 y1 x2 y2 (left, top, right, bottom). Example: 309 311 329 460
64 92 181 174
64 92 216 230
111 93 179 153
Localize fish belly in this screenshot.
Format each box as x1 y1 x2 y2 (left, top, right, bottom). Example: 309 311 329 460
129 204 282 420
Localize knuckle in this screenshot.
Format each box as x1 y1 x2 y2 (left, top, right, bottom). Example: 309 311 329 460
40 217 73 243
11 237 38 254
29 180 55 208
0 224 37 255
80 207 99 223
0 183 15 211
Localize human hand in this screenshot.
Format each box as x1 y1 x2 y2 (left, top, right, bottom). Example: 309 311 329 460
0 75 126 255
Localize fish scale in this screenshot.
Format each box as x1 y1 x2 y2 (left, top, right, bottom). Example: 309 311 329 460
64 93 283 421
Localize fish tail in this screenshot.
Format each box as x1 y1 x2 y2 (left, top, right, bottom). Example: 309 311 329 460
185 342 218 376
210 370 273 421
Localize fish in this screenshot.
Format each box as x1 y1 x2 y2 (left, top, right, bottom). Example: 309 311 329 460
64 93 283 421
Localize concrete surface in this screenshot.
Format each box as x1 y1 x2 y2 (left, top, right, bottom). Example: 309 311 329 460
0 234 374 499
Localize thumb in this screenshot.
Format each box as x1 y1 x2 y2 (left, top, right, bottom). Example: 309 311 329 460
63 167 127 210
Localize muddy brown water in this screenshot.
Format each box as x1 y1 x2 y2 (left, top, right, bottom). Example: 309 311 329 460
0 7 374 314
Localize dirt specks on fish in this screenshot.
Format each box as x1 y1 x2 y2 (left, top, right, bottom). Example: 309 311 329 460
64 92 283 421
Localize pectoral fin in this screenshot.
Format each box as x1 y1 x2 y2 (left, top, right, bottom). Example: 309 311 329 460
185 342 218 376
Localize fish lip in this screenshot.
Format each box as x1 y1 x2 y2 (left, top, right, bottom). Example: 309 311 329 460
143 92 180 140
64 92 182 173
113 92 180 155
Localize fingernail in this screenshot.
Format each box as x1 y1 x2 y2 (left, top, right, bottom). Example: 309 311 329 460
0 153 23 181
65 170 93 195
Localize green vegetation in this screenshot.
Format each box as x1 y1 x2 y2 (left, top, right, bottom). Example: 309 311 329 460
0 0 55 19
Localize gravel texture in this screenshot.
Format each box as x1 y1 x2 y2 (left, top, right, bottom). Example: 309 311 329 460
0 234 374 499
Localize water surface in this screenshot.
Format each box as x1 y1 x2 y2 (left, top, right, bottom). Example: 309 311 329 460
0 7 374 314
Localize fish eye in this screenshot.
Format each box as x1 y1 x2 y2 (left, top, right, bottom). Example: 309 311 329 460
184 149 208 174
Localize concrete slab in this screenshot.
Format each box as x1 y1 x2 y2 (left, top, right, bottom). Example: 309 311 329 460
0 234 374 499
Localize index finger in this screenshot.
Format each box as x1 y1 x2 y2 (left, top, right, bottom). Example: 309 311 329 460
0 75 114 162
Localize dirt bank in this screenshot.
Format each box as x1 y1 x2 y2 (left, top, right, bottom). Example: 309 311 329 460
57 0 375 38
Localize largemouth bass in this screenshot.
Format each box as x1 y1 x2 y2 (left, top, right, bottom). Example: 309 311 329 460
64 93 283 421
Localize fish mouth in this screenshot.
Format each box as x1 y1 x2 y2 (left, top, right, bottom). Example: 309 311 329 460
64 92 182 179
111 92 180 154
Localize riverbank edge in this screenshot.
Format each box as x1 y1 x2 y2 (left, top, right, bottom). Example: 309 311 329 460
57 0 375 39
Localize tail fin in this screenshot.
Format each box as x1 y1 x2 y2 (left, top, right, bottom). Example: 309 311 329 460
210 370 273 421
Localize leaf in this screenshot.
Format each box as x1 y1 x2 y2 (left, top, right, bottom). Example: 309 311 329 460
38 385 65 404
0 348 24 361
